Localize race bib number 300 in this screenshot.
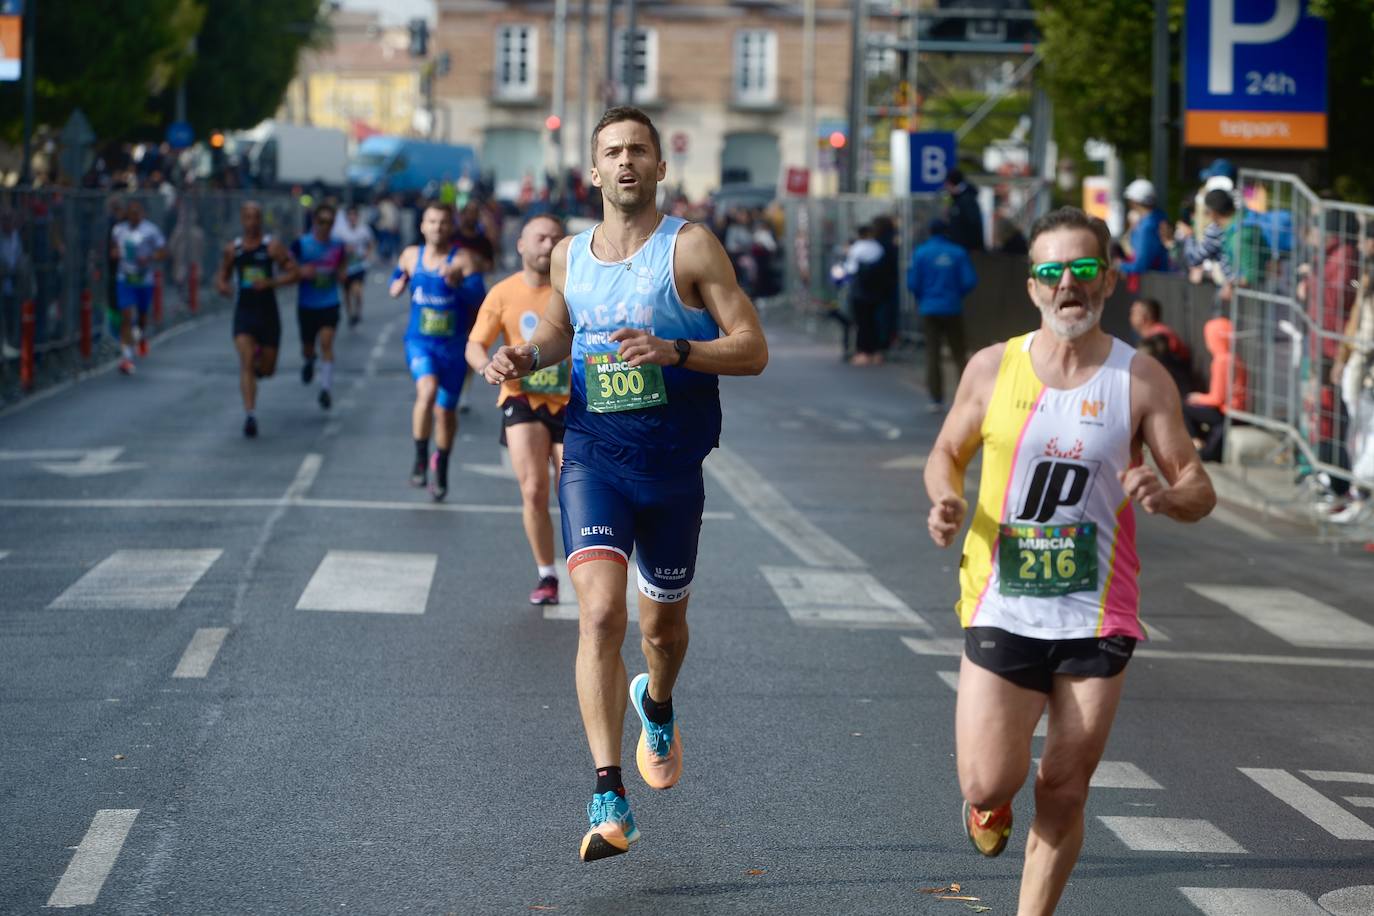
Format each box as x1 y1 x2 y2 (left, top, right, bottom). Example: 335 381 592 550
419 307 455 337
997 522 1098 598
522 360 571 396
584 352 667 413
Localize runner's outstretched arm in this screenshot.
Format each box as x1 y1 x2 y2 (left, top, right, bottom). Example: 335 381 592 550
925 344 1003 547
1126 355 1217 522
389 246 418 298
215 242 234 297
483 238 574 384
613 224 768 376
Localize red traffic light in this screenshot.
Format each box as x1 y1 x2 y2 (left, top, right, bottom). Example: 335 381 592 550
209 131 226 149
828 131 846 149
545 114 562 132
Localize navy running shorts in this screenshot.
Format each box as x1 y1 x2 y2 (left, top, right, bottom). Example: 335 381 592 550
559 458 705 604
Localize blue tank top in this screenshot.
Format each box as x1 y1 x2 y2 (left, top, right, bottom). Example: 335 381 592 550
291 235 345 309
405 244 483 345
564 215 721 478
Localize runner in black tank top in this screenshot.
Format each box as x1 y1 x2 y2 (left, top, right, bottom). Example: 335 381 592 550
216 201 297 438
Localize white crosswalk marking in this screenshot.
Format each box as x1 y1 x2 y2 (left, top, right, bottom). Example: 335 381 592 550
296 551 437 615
1097 816 1247 853
48 549 222 610
1032 759 1162 790
0 550 9 561
1178 887 1327 915
762 567 933 629
172 627 229 678
47 809 140 908
936 670 960 691
1240 768 1374 840
1187 584 1374 649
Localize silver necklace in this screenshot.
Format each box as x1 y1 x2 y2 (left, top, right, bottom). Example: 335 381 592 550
598 214 663 270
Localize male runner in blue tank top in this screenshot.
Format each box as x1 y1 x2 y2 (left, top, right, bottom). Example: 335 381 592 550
291 202 349 410
390 202 483 501
482 106 769 861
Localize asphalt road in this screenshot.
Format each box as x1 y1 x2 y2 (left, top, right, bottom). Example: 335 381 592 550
2 278 1373 915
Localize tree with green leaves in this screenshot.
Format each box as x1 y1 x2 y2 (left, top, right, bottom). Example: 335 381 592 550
0 0 202 143
150 0 330 136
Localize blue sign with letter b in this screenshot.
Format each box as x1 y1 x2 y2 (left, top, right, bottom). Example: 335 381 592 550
909 132 957 193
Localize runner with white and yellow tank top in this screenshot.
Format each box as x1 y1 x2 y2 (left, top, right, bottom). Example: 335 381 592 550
924 207 1216 916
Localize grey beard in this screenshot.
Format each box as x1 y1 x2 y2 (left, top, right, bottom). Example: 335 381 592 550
1039 302 1103 340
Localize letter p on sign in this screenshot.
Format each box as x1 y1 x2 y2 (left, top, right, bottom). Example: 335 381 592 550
1209 0 1299 95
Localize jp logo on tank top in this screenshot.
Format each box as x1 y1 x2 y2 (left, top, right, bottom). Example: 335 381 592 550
1015 453 1102 524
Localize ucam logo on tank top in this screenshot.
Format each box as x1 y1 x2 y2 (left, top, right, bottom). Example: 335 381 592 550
958 332 1143 640
563 216 722 478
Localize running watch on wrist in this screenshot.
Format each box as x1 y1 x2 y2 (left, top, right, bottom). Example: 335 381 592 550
674 338 691 367
529 344 541 372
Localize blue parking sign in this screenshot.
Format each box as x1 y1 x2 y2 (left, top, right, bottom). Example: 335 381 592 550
909 132 957 193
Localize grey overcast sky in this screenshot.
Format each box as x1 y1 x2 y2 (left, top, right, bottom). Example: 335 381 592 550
338 0 434 25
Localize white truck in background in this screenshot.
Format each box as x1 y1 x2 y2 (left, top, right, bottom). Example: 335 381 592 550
234 121 349 190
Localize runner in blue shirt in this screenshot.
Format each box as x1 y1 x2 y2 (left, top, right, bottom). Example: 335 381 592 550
389 202 483 500
481 107 769 861
109 199 168 375
291 202 349 410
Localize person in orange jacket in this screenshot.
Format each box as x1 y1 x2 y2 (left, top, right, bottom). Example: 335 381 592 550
1182 315 1247 461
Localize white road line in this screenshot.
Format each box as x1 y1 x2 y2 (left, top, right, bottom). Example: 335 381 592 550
1178 887 1326 916
1239 768 1374 840
0 497 735 519
171 627 229 678
705 446 865 569
1344 797 1374 808
1302 770 1374 786
1140 619 1170 641
0 550 8 561
761 566 933 630
1132 648 1374 670
1187 584 1374 650
901 636 964 656
936 670 960 691
1206 505 1279 541
1097 816 1247 853
47 809 140 908
1035 759 1162 790
297 550 437 615
1319 886 1374 915
49 549 222 611
880 453 926 470
283 454 323 500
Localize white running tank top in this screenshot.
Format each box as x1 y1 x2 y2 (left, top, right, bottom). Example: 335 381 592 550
957 332 1143 640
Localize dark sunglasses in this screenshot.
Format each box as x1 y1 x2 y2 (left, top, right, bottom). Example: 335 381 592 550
1030 258 1107 286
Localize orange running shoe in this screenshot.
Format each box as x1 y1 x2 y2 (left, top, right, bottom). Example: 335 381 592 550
579 791 640 862
630 672 682 790
963 800 1013 857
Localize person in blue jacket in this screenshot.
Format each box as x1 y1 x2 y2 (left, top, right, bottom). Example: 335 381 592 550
1118 179 1171 277
907 218 977 412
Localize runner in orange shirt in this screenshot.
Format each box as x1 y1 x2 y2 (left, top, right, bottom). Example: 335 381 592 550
467 214 570 605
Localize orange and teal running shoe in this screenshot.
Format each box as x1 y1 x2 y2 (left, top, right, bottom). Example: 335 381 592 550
963 800 1013 857
579 791 640 862
630 672 682 790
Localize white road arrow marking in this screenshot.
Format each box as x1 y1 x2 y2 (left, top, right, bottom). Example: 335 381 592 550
0 447 143 477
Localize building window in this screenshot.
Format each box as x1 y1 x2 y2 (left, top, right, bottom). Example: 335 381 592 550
614 27 658 102
733 30 777 106
495 24 538 100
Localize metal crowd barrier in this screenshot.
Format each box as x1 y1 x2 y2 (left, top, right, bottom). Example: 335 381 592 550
0 188 298 403
1229 169 1374 516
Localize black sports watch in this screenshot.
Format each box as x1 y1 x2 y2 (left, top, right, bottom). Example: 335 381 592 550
674 338 691 367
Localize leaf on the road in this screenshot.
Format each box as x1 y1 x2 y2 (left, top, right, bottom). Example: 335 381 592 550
919 882 961 894
964 905 992 913
745 868 766 876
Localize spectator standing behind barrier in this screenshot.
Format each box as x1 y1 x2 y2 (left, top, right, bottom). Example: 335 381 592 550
1176 189 1238 301
1129 297 1192 395
907 218 977 410
944 168 985 251
1328 247 1374 523
843 224 889 366
870 215 901 352
1118 180 1171 279
1182 316 1247 462
0 209 30 356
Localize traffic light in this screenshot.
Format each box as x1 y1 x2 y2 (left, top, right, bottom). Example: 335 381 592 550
546 114 562 144
828 131 847 149
408 18 429 57
209 131 225 149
